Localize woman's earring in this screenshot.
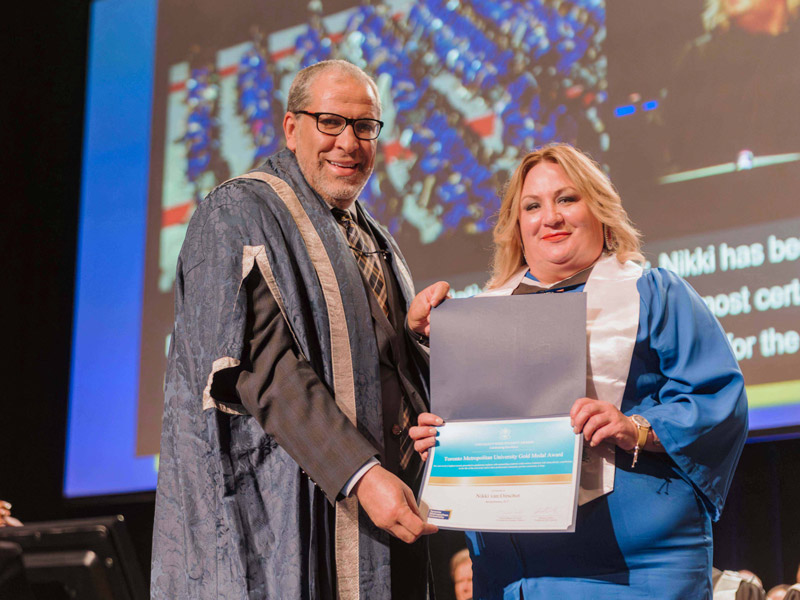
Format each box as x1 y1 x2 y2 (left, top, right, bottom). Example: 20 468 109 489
604 225 615 252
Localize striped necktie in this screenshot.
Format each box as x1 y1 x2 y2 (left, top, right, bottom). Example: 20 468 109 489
332 208 414 470
332 208 390 319
396 404 414 470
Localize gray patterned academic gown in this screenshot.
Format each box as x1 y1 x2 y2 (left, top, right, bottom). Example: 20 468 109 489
151 149 421 600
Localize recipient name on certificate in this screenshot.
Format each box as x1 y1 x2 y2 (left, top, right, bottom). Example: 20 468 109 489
419 416 582 532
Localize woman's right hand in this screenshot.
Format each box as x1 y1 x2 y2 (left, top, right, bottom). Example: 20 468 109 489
409 413 444 461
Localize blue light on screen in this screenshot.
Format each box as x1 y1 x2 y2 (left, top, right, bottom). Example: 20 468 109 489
614 104 636 117
64 0 158 497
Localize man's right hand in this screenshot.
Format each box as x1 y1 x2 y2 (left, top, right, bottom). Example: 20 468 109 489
352 465 438 543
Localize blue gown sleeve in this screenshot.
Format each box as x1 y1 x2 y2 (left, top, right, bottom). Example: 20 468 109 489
632 268 748 521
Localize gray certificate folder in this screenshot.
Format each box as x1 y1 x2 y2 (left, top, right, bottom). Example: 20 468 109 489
430 293 586 420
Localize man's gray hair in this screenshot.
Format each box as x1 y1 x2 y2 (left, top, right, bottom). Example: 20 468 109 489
286 59 382 116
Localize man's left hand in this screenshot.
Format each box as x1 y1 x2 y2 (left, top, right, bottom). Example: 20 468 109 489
407 281 450 337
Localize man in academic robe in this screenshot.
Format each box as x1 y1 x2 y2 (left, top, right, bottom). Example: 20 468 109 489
151 59 438 600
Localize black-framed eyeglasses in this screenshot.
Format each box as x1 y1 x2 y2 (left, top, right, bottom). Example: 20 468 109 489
294 110 384 140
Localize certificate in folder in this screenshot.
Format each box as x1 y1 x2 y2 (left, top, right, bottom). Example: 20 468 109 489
419 293 586 532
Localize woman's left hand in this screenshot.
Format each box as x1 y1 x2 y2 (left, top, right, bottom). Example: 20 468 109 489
570 398 637 451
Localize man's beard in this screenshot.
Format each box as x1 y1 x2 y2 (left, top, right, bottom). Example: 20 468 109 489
309 160 372 209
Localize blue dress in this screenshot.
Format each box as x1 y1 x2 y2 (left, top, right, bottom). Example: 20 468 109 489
466 268 748 599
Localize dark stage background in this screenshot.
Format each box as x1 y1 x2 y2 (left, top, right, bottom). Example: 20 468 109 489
1 1 799 597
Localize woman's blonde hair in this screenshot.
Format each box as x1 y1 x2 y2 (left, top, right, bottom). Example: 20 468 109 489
488 143 643 289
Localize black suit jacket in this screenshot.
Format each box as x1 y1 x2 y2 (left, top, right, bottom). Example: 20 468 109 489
212 205 429 501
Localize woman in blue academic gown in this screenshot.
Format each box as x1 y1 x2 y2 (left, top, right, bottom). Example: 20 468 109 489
409 143 748 599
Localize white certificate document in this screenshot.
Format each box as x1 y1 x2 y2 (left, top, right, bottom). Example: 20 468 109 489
418 416 582 532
